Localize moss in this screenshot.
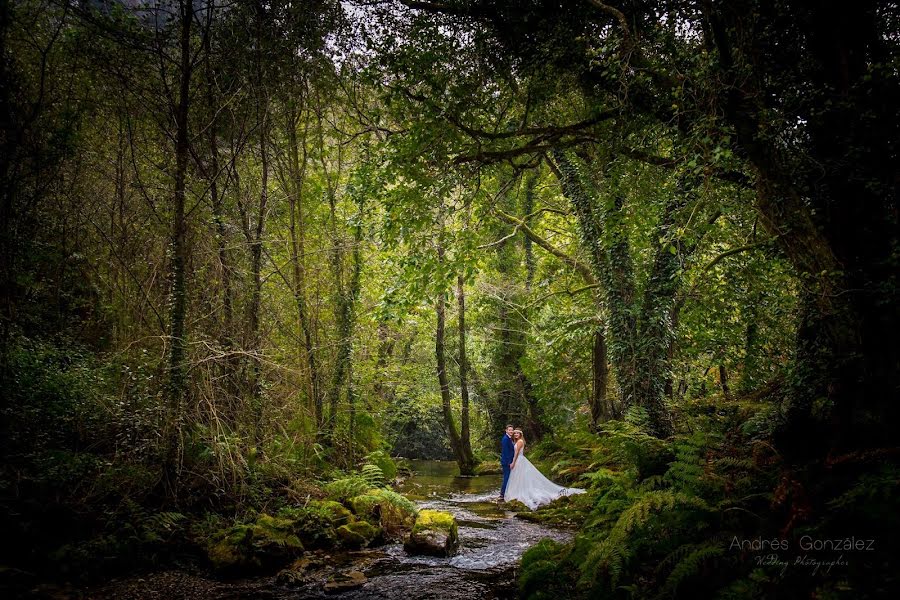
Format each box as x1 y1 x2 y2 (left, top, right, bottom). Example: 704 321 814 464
275 506 337 550
348 493 380 523
404 510 459 557
411 509 457 538
207 523 261 572
206 513 309 573
474 461 503 475
336 520 380 548
253 514 304 552
348 488 417 539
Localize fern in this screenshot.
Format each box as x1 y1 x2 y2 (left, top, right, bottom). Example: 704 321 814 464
360 463 385 487
582 490 712 587
140 511 186 543
661 542 724 595
324 475 370 503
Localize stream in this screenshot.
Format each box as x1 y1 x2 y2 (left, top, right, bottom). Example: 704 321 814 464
85 460 575 600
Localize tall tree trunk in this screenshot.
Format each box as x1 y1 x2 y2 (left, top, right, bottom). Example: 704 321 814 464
286 101 323 433
326 184 362 448
164 0 193 471
523 172 537 289
590 327 611 427
241 1 271 443
435 260 472 475
203 16 236 419
456 274 476 473
553 150 680 437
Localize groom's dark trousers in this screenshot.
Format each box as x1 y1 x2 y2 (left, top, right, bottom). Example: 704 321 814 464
500 433 515 497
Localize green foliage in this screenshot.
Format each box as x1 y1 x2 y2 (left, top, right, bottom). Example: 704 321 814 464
520 539 576 600
365 450 399 482
323 475 372 504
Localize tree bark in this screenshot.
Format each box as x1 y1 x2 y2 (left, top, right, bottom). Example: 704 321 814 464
456 274 476 472
164 0 193 469
590 327 611 427
286 101 324 433
436 276 473 475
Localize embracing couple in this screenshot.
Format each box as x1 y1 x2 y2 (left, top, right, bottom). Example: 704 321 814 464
498 424 586 510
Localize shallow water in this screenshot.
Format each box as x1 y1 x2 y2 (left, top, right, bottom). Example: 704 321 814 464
88 460 574 600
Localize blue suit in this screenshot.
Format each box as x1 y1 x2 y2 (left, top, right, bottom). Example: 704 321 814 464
500 434 515 497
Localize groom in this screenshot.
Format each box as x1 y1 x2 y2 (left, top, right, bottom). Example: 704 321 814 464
499 424 515 501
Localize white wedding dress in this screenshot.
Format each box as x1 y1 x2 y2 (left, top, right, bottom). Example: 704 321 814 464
504 444 586 510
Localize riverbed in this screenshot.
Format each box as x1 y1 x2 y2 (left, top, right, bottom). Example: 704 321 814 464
86 460 575 599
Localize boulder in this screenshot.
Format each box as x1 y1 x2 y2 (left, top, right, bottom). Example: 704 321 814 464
403 509 459 557
277 506 337 549
207 514 304 573
336 521 380 549
308 500 354 527
474 461 503 476
348 488 417 540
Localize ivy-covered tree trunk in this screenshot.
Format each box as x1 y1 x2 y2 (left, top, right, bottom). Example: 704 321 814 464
435 256 474 475
285 102 324 433
553 150 676 437
164 0 193 469
456 274 476 471
486 181 544 440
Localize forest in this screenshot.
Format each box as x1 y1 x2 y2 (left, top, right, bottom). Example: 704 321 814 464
0 0 897 598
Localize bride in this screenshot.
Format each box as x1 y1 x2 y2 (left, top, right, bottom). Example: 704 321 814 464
504 429 586 510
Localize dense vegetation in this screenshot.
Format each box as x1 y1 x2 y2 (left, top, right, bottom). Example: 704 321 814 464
1 0 897 598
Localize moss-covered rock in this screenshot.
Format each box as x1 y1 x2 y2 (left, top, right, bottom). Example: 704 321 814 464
403 509 458 557
207 524 255 572
348 493 379 524
336 520 380 549
504 499 530 512
277 506 337 549
207 514 304 573
253 514 304 560
474 461 503 475
348 488 417 539
308 500 354 527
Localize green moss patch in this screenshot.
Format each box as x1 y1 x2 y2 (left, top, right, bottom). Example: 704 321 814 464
336 520 380 548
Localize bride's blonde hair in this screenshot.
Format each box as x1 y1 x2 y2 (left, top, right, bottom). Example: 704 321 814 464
513 429 525 444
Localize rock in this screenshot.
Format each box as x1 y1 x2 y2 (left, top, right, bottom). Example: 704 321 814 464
207 524 257 572
336 521 380 549
277 505 338 549
323 570 367 593
207 514 304 573
503 499 530 512
308 500 354 527
474 461 503 476
252 514 305 562
276 556 325 586
348 488 417 540
403 509 459 557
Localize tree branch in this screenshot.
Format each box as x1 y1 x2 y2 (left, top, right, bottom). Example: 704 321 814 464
494 208 598 285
